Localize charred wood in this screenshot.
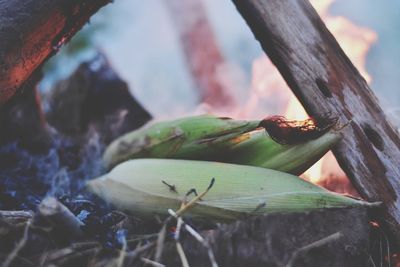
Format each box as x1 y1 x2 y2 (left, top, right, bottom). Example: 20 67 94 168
45 53 152 144
0 0 111 106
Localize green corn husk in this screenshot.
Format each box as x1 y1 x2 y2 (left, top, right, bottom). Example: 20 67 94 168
103 115 341 175
103 114 260 169
88 159 374 222
220 129 340 175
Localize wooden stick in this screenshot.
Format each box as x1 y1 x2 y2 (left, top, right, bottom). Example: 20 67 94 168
37 197 84 239
232 0 400 243
0 0 111 105
0 210 33 226
287 232 343 267
164 0 235 108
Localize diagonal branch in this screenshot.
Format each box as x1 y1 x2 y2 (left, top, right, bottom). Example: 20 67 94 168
0 0 111 105
232 0 400 243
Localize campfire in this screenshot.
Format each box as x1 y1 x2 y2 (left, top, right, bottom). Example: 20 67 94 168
1 0 399 266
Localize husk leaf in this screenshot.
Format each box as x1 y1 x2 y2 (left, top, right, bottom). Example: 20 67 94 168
88 159 373 222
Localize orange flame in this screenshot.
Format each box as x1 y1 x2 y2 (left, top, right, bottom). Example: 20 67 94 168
310 0 377 83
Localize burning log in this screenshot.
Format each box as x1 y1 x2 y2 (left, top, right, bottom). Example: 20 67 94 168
165 0 235 108
0 0 111 106
232 0 400 243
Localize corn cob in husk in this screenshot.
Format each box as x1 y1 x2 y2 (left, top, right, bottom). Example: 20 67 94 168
102 115 340 175
220 129 339 175
103 115 260 169
87 159 374 222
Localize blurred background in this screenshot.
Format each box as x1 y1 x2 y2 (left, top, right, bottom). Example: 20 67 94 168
36 0 400 192
39 0 400 126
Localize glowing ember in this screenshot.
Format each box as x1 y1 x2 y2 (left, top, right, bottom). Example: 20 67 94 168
369 221 380 228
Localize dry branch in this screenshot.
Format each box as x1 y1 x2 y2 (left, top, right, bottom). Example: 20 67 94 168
37 197 84 239
0 0 111 105
232 0 400 243
0 210 33 226
165 0 235 108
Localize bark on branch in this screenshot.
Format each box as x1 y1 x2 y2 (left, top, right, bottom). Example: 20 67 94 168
0 0 111 106
165 0 235 108
232 0 400 242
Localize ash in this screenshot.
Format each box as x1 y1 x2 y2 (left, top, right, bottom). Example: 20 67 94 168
0 54 155 266
0 132 103 211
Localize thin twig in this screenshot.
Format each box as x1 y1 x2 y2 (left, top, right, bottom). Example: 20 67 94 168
175 217 184 241
2 220 31 267
175 178 215 217
369 255 378 267
126 241 155 259
167 178 218 267
127 233 159 244
153 177 216 265
154 223 167 263
175 217 189 267
141 257 166 267
119 241 156 267
384 231 391 267
287 232 343 267
39 242 101 266
0 252 34 267
375 224 391 267
116 235 127 267
168 209 218 267
380 232 383 267
369 255 376 267
176 242 190 267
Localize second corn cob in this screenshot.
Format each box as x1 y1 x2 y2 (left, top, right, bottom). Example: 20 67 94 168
103 115 340 175
103 114 260 169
